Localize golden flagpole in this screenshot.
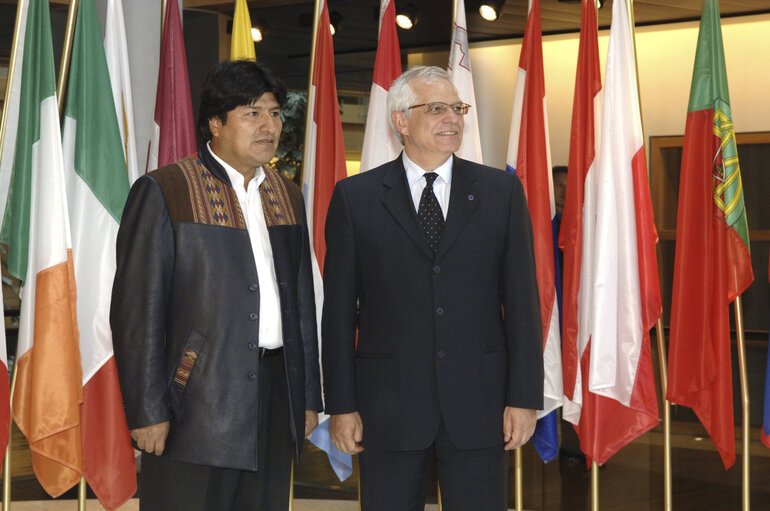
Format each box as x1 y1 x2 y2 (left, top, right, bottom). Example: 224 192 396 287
514 448 523 511
55 1 86 506
655 318 672 511
56 0 79 117
591 461 599 511
734 295 750 511
299 0 321 189
288 462 295 511
2 368 19 511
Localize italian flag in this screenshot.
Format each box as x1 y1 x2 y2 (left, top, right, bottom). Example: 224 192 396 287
667 0 753 469
359 0 402 173
0 0 82 496
61 1 137 508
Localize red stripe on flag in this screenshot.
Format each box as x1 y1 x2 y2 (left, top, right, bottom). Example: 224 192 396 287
372 1 400 90
514 0 554 347
82 358 136 511
668 109 751 468
153 0 196 169
310 4 347 272
560 0 600 402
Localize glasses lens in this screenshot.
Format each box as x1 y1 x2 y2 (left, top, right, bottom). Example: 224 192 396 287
452 103 470 115
426 103 448 115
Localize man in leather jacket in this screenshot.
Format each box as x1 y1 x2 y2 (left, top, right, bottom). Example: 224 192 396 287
110 60 322 511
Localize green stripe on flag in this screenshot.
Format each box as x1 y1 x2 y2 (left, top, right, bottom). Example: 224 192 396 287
687 0 730 113
0 0 58 283
65 0 129 222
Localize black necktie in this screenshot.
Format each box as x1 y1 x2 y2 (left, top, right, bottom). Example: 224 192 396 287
417 172 444 256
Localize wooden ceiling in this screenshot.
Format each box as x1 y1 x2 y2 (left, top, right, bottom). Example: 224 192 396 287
2 0 769 92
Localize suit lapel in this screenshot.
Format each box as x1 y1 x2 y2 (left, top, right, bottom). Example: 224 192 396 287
436 157 480 260
381 158 434 259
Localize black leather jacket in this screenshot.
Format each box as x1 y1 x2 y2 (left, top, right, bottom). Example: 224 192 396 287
110 146 322 470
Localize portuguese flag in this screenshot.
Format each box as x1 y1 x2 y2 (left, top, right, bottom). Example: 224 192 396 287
667 0 753 469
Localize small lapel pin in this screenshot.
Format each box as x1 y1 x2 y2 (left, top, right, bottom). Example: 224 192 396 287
468 194 474 201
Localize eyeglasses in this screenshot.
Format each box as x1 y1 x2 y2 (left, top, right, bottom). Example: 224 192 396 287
407 102 471 116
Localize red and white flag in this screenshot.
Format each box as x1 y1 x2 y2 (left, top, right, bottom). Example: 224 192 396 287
559 0 601 426
301 0 347 273
505 0 562 421
574 0 661 465
360 0 402 172
448 0 482 163
146 0 196 171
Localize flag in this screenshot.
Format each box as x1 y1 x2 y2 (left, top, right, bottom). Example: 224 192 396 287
62 1 137 508
301 0 347 272
0 0 82 496
574 0 661 466
504 0 561 463
559 0 601 427
0 0 30 468
448 0 482 163
147 0 196 171
760 256 770 447
359 0 402 172
104 0 140 185
230 0 256 61
302 0 350 478
667 0 753 469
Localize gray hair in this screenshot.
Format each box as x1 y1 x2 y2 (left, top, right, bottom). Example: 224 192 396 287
387 66 454 144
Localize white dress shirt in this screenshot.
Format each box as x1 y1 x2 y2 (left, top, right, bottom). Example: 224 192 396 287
207 144 283 349
403 152 453 219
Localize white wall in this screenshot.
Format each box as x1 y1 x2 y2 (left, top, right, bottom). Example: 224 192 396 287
411 13 770 170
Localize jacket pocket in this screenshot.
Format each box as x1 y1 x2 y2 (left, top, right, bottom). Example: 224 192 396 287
169 328 206 415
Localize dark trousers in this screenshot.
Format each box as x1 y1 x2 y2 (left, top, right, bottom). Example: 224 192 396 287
358 420 508 511
138 352 293 511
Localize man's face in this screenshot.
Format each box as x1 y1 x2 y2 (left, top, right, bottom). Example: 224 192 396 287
392 78 464 170
209 93 282 175
553 170 567 213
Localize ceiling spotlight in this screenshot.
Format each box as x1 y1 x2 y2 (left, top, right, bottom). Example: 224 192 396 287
396 4 418 30
251 18 268 43
330 11 343 36
479 1 505 22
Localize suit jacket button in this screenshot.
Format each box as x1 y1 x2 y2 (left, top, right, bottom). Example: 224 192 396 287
248 371 257 381
249 312 259 320
435 306 444 316
436 350 446 359
249 283 258 292
433 265 441 274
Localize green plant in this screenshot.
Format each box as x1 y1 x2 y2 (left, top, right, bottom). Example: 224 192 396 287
271 91 306 184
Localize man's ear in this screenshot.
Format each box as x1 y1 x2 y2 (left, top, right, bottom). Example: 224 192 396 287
391 111 409 137
209 117 220 138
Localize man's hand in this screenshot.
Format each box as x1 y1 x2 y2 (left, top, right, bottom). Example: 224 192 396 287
329 412 364 454
503 407 536 451
132 421 170 455
305 410 319 438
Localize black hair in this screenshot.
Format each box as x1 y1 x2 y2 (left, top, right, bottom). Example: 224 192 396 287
196 60 287 145
552 165 568 176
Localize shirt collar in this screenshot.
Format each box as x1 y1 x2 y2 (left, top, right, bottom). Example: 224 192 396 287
402 152 453 187
206 141 264 191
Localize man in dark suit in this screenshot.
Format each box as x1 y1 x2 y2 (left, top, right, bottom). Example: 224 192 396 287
111 60 322 511
322 65 544 510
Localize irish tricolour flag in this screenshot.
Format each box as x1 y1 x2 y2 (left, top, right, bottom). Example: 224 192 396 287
0 0 82 497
